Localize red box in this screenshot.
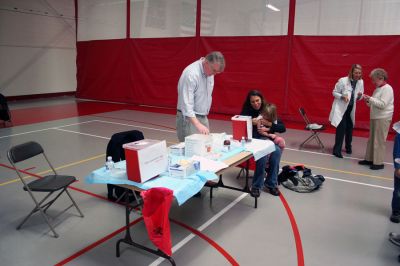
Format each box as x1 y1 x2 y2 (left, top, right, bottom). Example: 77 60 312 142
123 139 168 183
231 115 252 141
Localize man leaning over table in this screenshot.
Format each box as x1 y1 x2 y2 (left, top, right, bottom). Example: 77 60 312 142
176 51 225 142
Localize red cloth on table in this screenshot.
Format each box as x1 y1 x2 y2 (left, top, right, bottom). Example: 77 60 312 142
141 187 174 256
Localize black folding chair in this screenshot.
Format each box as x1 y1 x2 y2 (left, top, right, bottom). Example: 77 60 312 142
7 141 84 238
0 93 12 127
106 130 144 203
298 107 326 152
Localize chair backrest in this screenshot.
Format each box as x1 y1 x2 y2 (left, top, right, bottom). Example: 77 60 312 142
0 93 11 121
299 107 311 125
8 141 44 163
106 130 144 162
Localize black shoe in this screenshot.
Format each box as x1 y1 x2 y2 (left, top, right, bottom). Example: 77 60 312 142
250 187 260 198
265 187 280 196
345 149 352 154
391 212 400 223
358 160 373 165
370 164 384 170
389 232 400 247
332 152 343 158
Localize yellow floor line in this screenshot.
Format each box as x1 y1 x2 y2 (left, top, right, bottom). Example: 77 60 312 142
281 160 392 181
0 154 105 186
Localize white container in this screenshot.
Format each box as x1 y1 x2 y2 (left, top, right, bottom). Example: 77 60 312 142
184 134 212 157
169 142 185 156
123 139 168 183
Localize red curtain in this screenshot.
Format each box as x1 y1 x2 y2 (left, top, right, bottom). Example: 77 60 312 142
76 35 400 129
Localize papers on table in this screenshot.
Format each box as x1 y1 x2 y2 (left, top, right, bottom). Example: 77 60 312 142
191 155 228 172
244 138 276 161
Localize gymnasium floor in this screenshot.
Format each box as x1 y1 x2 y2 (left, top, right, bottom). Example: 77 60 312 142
0 96 399 266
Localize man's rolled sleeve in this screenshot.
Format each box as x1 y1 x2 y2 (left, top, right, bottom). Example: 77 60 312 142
180 76 197 118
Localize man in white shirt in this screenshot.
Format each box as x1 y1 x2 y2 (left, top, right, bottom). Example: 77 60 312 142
176 51 225 142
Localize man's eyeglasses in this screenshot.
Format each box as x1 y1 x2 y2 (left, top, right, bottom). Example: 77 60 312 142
208 62 221 75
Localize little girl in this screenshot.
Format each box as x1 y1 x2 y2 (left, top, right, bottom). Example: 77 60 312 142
257 103 286 150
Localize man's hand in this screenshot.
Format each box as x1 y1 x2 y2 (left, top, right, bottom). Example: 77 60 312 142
190 117 209 135
196 123 210 135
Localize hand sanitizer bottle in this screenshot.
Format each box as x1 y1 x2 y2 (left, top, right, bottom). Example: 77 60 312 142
241 136 246 148
105 156 114 172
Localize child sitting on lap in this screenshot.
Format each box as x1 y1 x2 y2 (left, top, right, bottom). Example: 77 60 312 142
257 103 286 150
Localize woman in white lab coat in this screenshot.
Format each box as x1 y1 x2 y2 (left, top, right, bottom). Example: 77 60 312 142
329 64 364 158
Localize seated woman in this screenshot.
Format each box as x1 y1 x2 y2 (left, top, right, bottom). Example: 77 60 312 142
240 90 286 197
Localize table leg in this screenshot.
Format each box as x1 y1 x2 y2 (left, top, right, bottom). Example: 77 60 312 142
115 188 176 265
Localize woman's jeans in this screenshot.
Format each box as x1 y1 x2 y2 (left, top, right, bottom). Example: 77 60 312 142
391 133 400 213
252 144 282 189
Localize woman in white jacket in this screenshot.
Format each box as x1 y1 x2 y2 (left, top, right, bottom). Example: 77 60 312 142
329 64 364 158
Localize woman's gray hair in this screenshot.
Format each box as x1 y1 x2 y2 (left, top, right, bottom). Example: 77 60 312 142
205 51 225 71
369 68 388 81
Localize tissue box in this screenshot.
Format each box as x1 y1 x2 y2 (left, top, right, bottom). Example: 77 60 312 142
169 142 185 156
123 139 168 183
184 134 212 157
232 115 252 141
169 160 199 178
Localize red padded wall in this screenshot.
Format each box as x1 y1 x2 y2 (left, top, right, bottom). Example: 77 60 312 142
76 35 400 129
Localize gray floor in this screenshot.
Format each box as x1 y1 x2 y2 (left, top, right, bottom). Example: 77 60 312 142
0 98 399 266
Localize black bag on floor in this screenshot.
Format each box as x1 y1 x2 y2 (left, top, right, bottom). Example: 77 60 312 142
278 164 325 193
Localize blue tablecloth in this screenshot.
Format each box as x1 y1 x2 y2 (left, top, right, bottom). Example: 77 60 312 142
85 139 273 205
86 160 219 205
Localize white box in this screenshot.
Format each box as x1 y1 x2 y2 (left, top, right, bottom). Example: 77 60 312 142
169 142 185 156
168 161 197 178
123 139 168 183
184 134 212 157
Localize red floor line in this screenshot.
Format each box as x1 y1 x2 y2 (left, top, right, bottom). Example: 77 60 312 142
170 218 240 266
92 114 177 131
0 163 238 265
279 192 305 266
54 217 144 266
22 166 36 171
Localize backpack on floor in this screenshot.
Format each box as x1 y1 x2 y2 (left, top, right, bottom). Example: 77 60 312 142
278 164 325 193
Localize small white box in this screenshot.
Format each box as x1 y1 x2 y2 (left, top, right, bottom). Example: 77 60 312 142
169 142 185 156
184 134 212 157
169 161 197 178
123 139 168 183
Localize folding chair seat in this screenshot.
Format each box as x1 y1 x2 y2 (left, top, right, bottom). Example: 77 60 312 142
7 141 84 238
106 130 144 203
298 107 326 151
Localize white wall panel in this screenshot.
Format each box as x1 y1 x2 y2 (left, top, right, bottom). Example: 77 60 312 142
130 0 197 38
0 0 76 96
295 0 400 35
77 0 126 41
200 0 289 36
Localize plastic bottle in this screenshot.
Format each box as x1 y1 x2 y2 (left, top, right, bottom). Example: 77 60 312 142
241 136 246 147
105 156 114 172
